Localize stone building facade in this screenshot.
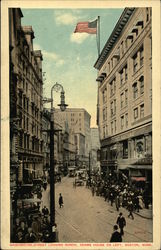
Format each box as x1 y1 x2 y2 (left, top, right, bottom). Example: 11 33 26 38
94 8 152 193
10 8 44 189
54 108 91 167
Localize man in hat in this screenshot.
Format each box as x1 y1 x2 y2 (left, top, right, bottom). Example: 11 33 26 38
110 225 122 242
59 193 64 208
116 212 126 236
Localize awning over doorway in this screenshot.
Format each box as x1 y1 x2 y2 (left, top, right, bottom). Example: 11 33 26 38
131 176 146 181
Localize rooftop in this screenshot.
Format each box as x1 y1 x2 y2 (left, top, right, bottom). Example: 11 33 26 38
94 8 135 70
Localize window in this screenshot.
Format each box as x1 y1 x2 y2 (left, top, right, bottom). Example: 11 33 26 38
26 99 29 112
125 113 128 127
103 108 106 121
133 82 138 99
110 78 116 96
23 115 26 129
146 8 149 22
108 62 110 72
121 116 124 130
111 101 114 116
140 76 144 94
103 126 106 138
27 118 29 131
134 108 138 120
125 89 128 106
111 121 114 135
114 99 116 114
133 53 138 73
19 91 22 106
140 46 144 67
27 135 30 149
106 125 108 136
120 93 124 108
114 78 116 93
121 41 124 55
125 39 128 49
103 88 107 103
114 120 117 133
19 132 23 147
120 69 124 85
140 104 144 118
125 65 128 80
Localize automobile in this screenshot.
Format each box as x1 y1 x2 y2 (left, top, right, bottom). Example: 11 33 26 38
33 178 43 186
76 170 87 180
68 167 76 177
74 178 84 186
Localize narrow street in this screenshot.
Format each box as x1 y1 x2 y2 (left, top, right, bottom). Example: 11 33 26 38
42 177 152 243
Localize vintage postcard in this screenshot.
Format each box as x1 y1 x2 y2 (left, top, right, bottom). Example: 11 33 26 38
1 0 161 249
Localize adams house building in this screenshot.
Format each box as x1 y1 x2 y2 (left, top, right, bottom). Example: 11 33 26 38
94 7 152 196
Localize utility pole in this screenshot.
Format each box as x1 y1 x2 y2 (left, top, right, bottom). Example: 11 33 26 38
43 82 68 241
50 118 55 231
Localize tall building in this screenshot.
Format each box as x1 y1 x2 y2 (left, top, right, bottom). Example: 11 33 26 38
90 128 100 171
54 108 91 166
94 8 152 193
9 8 44 223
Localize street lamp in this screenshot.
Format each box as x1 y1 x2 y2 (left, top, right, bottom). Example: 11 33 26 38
44 82 68 241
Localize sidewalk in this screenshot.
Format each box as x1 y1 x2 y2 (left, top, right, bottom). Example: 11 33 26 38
133 207 152 219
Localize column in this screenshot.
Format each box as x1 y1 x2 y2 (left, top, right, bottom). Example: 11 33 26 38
131 138 135 159
128 138 132 158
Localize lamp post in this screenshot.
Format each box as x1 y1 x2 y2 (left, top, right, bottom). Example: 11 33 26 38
44 83 68 240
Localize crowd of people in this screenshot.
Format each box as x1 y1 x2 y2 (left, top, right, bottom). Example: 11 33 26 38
87 171 151 218
12 205 59 243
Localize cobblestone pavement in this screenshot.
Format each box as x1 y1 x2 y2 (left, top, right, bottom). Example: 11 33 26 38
41 177 153 243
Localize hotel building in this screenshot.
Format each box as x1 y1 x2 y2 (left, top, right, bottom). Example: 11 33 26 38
94 8 152 192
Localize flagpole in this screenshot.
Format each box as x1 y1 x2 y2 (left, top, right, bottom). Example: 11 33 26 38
97 16 100 57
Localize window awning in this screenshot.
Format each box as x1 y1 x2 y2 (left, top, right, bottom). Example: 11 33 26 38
128 165 152 170
131 176 146 181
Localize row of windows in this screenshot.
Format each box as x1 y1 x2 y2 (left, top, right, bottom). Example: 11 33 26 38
19 133 43 152
102 46 144 102
102 75 144 117
102 103 144 138
134 104 144 121
71 113 82 117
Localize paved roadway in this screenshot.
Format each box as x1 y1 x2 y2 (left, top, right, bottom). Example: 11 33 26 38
41 176 152 243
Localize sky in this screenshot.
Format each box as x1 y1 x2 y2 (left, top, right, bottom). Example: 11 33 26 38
21 8 123 127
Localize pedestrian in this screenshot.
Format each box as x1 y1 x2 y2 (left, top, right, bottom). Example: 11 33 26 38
115 195 120 211
110 191 114 206
51 223 59 242
116 212 126 236
25 227 36 243
59 193 64 208
110 225 122 242
42 206 49 217
91 185 95 196
128 200 134 220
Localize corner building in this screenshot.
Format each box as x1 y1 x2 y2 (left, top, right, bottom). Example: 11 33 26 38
9 9 44 185
94 8 152 194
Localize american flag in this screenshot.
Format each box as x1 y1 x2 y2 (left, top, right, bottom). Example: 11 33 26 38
74 19 97 34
